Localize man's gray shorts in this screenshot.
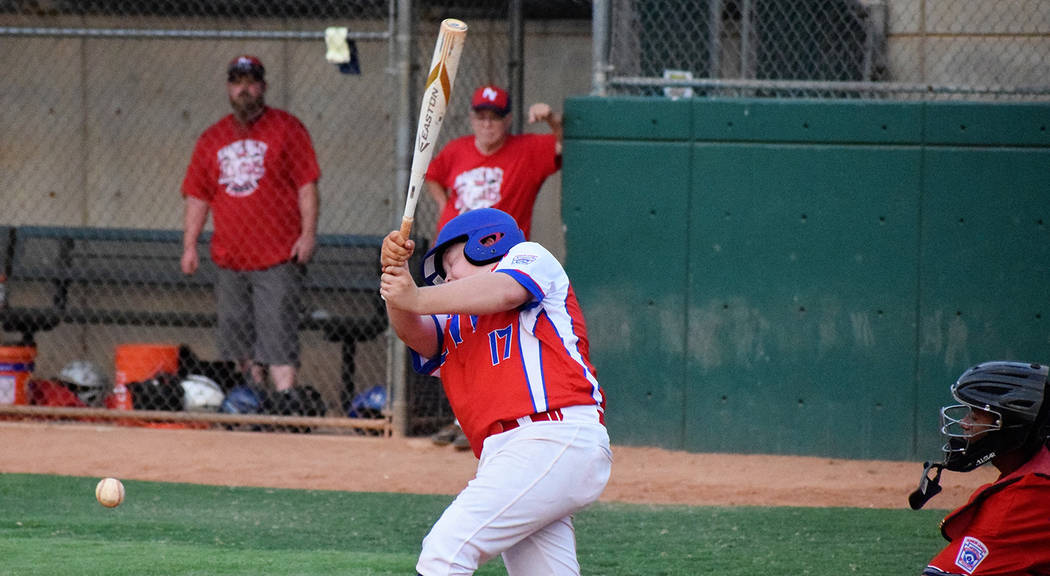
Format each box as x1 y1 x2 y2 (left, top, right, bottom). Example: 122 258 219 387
216 262 303 367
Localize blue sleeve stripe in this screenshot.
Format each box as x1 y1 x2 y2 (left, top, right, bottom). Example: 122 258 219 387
498 269 543 300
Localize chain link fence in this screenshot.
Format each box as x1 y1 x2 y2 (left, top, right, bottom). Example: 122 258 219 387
596 0 1050 100
0 0 593 434
0 0 400 431
11 0 1034 437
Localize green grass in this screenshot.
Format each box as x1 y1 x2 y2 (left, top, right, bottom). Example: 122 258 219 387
0 474 948 575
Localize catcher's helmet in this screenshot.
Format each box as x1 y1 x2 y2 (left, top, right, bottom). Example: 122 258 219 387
940 361 1050 472
57 360 109 407
421 208 525 286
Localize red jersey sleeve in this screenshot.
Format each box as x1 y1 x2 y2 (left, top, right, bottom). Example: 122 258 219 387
181 131 218 202
283 116 321 188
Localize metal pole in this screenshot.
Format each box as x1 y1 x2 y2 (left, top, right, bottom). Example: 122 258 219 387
0 26 388 41
740 0 753 80
708 0 723 82
389 0 413 437
508 0 525 133
591 0 610 96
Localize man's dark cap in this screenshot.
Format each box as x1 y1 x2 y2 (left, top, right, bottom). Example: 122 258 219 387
228 55 265 82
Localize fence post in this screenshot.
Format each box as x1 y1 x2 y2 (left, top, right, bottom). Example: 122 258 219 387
508 0 524 134
389 0 414 437
591 0 610 96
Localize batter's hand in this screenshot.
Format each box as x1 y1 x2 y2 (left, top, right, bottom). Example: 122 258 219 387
380 264 419 312
382 230 414 268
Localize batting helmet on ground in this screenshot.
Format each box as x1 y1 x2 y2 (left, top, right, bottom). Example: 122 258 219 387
181 374 225 412
346 385 387 419
57 360 109 407
421 208 525 286
220 384 267 414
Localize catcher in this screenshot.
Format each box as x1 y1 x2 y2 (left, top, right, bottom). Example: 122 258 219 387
909 361 1050 575
380 208 611 576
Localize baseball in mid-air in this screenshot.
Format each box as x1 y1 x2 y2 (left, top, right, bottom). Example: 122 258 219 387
95 477 125 508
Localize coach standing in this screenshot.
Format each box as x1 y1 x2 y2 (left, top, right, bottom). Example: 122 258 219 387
180 55 320 412
424 84 562 241
423 84 563 450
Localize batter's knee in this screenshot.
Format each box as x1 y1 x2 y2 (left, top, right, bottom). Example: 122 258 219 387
417 536 483 576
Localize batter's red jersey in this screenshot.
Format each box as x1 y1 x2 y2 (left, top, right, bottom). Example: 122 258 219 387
412 242 604 457
923 446 1050 576
425 133 560 239
182 107 320 271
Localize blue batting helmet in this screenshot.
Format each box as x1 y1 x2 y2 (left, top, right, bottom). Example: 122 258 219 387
220 384 266 414
347 385 388 418
421 208 525 285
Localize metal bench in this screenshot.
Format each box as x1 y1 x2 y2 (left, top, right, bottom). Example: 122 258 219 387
0 225 387 403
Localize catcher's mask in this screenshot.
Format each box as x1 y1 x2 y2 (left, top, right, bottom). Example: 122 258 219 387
910 361 1050 509
421 208 525 286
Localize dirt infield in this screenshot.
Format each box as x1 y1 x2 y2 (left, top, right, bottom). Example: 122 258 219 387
0 420 995 510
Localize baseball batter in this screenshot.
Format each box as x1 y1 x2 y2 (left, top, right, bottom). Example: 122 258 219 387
380 208 611 576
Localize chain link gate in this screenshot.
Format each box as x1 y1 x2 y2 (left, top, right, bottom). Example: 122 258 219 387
595 0 1050 100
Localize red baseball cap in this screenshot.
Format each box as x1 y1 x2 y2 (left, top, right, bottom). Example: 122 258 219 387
227 55 265 82
471 85 511 116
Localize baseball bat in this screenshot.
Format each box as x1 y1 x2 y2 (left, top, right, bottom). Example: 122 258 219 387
400 18 468 241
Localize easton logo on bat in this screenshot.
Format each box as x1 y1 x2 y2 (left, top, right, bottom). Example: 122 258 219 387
419 86 442 153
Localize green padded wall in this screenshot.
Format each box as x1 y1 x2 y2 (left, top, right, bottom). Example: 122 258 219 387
563 97 1050 460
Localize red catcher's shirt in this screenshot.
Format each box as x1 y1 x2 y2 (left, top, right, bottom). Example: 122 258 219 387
182 107 320 270
923 446 1050 576
425 133 560 239
410 242 605 457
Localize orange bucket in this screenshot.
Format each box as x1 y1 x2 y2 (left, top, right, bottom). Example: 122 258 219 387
115 343 178 385
0 346 36 405
110 343 179 411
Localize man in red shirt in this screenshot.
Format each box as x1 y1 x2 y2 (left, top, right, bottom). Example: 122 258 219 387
909 361 1050 575
181 55 320 414
424 84 563 449
425 84 562 241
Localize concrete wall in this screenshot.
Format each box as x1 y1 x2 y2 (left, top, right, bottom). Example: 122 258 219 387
882 0 1050 90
